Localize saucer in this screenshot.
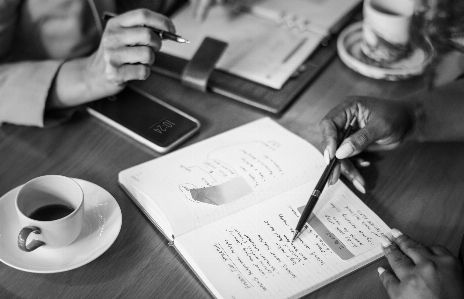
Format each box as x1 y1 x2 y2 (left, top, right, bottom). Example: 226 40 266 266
337 22 434 80
0 179 122 273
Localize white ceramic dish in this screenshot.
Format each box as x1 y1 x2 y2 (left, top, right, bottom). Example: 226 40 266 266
337 21 434 81
0 179 122 273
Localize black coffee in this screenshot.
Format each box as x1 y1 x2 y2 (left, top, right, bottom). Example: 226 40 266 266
29 204 75 221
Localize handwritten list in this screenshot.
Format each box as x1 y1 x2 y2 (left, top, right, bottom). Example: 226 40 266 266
177 181 389 299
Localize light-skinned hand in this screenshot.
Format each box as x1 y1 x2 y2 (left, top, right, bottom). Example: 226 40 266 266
85 9 175 98
378 229 464 299
319 96 414 192
48 9 175 108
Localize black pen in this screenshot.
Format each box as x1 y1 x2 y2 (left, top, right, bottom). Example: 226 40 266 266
291 116 356 243
153 29 190 44
103 13 190 44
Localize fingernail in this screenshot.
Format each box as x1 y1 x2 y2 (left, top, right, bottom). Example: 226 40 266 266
391 228 403 238
336 143 353 159
380 235 392 247
377 267 385 275
357 159 370 167
352 179 366 194
324 149 330 165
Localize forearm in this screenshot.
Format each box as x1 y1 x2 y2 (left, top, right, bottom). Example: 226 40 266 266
46 8 173 110
403 78 464 142
46 55 111 109
0 60 63 126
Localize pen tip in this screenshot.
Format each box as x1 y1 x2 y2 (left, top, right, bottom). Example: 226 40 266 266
178 38 190 44
291 231 299 243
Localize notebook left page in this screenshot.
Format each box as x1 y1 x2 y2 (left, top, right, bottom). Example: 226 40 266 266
118 118 327 237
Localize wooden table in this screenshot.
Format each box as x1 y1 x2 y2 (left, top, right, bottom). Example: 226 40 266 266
2 57 464 299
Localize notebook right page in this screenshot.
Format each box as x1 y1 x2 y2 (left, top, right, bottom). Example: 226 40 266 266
176 179 390 299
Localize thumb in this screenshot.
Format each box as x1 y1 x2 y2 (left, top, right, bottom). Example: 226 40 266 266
378 267 400 298
335 124 384 159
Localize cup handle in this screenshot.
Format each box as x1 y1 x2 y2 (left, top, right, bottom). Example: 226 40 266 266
18 226 46 252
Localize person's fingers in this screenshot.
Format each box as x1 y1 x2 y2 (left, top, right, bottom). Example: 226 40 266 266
340 160 365 193
106 64 151 85
326 157 367 194
111 9 175 33
378 267 400 299
320 103 357 160
323 148 331 165
380 235 415 279
328 163 341 185
365 141 402 152
428 244 453 256
106 27 162 50
354 157 370 167
320 119 340 162
336 121 391 159
391 229 433 265
107 46 155 66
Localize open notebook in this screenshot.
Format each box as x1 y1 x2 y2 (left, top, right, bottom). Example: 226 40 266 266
119 118 390 299
162 0 361 89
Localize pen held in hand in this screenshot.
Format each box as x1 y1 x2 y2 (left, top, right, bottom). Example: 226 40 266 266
103 12 190 44
291 116 356 243
152 28 190 44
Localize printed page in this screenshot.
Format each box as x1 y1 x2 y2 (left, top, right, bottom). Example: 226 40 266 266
176 180 390 299
163 5 324 89
119 118 327 237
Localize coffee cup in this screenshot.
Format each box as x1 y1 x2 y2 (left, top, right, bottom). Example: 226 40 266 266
361 0 416 63
15 175 84 252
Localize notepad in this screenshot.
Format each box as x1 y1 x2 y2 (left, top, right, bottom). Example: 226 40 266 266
118 118 390 299
162 0 361 89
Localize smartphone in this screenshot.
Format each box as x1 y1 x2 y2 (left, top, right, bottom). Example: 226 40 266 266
87 86 200 153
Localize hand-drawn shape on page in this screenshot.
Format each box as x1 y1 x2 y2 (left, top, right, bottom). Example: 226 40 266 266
204 159 237 179
186 166 222 185
207 141 285 188
180 183 214 204
297 206 354 260
179 140 284 204
190 176 253 205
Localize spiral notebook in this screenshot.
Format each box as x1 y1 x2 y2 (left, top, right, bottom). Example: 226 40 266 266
118 118 391 299
161 0 361 89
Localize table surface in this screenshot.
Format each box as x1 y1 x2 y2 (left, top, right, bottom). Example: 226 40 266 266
2 55 464 299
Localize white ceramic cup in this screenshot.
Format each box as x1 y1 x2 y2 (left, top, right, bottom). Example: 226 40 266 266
16 175 84 252
361 0 416 63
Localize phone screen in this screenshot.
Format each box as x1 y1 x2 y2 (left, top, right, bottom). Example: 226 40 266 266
88 86 200 153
